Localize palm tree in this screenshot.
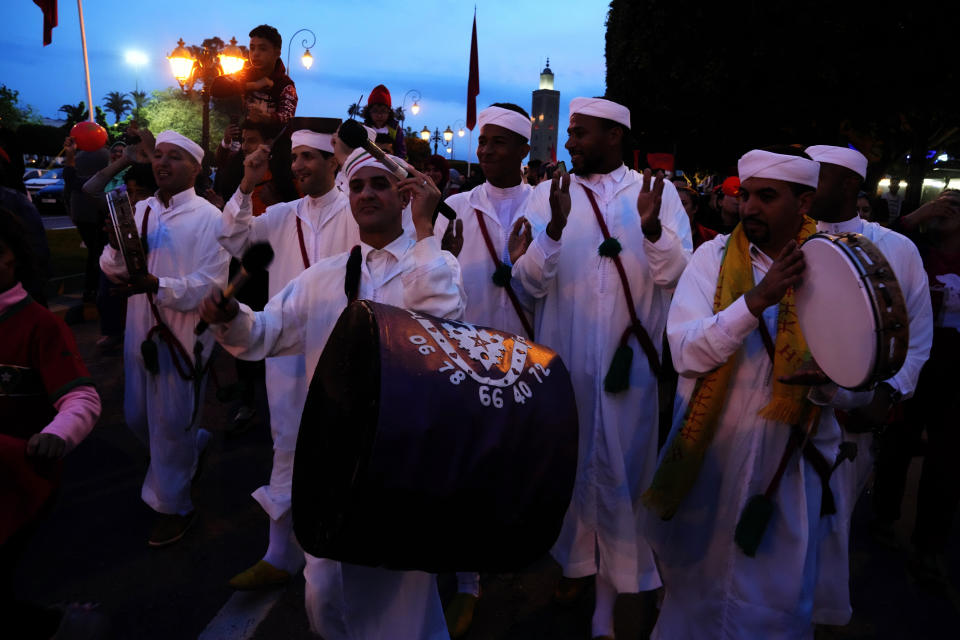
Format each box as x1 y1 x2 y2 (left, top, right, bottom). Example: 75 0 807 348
130 89 149 123
103 91 133 124
59 102 87 129
347 103 362 119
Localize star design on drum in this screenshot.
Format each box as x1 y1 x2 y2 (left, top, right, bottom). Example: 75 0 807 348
441 322 506 370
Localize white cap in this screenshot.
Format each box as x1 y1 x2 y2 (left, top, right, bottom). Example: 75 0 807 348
155 130 204 165
291 129 335 154
738 149 820 189
478 106 531 141
805 145 868 180
569 97 630 129
342 148 408 182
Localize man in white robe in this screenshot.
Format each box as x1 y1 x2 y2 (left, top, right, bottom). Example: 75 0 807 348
512 97 691 639
804 144 932 617
646 148 867 638
433 103 536 637
218 122 360 588
100 130 230 547
200 151 464 640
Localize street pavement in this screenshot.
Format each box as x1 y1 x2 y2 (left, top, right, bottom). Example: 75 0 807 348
15 309 960 639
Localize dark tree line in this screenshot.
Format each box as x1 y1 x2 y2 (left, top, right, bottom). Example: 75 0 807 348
605 0 960 211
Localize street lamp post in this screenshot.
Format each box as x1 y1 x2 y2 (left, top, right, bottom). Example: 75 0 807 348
167 36 246 150
400 89 422 132
420 126 454 155
286 28 317 73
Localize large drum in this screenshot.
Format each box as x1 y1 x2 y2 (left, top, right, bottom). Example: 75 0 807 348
795 232 909 389
292 301 579 573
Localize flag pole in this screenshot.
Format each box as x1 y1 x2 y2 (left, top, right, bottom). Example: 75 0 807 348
467 130 472 178
77 0 94 121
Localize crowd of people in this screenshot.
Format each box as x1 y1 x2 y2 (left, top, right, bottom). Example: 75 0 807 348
3 22 959 640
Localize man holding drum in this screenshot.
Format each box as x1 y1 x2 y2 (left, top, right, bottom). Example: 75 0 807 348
804 145 932 504
199 150 464 639
643 148 861 637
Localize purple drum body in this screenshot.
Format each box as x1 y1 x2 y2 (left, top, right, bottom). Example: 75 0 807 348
292 300 579 573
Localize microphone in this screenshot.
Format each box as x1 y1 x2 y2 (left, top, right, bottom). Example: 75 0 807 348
195 242 274 335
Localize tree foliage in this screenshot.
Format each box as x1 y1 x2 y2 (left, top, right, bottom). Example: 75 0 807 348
103 91 133 124
0 85 41 129
605 0 960 208
15 123 64 155
58 102 110 131
140 88 227 151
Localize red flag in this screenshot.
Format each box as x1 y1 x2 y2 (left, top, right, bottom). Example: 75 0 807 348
466 11 479 130
33 0 58 46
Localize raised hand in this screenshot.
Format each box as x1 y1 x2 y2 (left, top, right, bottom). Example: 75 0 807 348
509 216 533 263
398 166 443 241
637 168 665 239
442 218 464 257
745 240 805 316
547 169 571 241
239 144 271 194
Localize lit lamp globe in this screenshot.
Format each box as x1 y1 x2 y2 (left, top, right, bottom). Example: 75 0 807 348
70 121 108 151
458 127 465 137
420 127 431 141
218 37 246 75
411 101 420 115
167 38 195 86
443 126 454 143
301 49 314 70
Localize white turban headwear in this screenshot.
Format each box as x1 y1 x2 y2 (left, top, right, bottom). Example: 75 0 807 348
342 148 408 182
478 106 531 141
291 129 335 154
738 149 820 188
805 145 868 180
569 97 630 129
155 130 204 165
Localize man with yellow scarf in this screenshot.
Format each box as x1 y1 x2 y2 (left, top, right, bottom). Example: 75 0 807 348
643 147 863 637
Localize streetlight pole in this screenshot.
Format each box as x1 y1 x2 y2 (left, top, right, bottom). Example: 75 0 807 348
400 89 422 133
286 28 317 73
167 37 246 150
421 127 442 154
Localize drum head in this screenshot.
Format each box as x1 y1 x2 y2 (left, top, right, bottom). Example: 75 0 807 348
796 237 878 389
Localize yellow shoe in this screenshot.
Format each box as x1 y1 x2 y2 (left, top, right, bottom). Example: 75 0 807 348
444 592 478 638
228 560 291 590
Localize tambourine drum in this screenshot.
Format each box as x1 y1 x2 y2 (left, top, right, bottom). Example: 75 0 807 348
292 301 578 573
795 232 909 389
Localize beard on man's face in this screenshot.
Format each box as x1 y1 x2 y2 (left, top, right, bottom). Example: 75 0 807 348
741 216 771 246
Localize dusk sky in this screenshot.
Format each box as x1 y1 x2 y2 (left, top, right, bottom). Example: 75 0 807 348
2 1 610 163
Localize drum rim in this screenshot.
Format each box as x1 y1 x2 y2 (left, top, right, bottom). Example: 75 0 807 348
800 232 908 389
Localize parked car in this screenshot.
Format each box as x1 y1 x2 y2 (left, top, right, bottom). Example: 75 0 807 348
33 180 67 215
25 167 64 200
23 168 48 182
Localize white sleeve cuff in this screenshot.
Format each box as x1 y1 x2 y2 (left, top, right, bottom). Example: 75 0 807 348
716 295 760 343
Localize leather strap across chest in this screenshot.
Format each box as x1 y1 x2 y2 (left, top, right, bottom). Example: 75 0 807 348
296 217 310 270
582 188 661 378
474 209 535 339
140 207 209 383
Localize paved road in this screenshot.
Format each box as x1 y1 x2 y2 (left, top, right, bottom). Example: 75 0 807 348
16 313 960 639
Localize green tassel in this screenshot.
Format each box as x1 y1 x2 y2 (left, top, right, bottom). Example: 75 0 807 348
598 237 622 258
491 263 513 288
734 494 774 557
140 338 159 375
604 345 633 393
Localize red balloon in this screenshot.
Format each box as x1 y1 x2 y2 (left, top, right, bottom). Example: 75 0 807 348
70 121 108 152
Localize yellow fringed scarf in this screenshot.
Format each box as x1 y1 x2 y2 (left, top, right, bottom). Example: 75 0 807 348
642 216 819 520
